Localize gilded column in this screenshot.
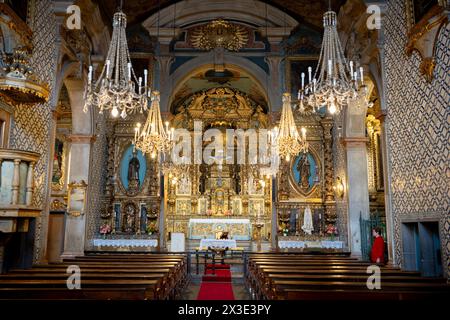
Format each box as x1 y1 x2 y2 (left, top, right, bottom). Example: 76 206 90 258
321 117 335 227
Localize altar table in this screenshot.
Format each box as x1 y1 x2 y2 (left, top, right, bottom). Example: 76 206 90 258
278 240 344 250
188 218 251 240
199 239 237 249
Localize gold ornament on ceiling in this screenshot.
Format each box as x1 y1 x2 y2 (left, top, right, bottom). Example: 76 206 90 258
191 19 248 51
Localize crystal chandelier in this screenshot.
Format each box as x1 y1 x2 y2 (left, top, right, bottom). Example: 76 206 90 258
297 10 367 115
273 93 308 161
83 10 148 118
133 91 172 158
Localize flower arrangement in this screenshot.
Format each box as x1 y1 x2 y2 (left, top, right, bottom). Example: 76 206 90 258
99 223 111 238
325 224 338 240
224 210 232 216
206 209 213 216
146 222 158 235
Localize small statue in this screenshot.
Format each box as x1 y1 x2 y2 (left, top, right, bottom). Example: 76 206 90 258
297 153 311 190
128 148 140 185
124 204 135 233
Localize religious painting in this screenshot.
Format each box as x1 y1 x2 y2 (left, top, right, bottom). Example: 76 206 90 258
285 57 318 98
291 151 319 195
176 174 191 195
51 137 66 191
122 202 137 233
248 175 264 195
176 199 191 215
119 145 147 191
198 197 207 215
249 199 264 216
232 197 242 215
67 181 87 217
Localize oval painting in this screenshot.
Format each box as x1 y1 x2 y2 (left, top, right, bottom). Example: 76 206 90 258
292 152 317 193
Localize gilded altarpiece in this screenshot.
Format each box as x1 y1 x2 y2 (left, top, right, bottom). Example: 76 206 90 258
99 118 161 238
167 87 272 240
277 114 337 239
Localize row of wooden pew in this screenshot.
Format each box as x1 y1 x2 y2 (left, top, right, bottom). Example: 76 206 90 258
245 253 450 300
0 253 188 300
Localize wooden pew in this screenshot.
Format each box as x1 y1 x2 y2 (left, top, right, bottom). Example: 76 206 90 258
0 253 188 300
245 253 450 301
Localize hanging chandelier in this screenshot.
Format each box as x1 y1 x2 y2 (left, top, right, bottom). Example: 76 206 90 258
297 10 367 115
83 9 148 118
273 93 308 161
133 91 172 158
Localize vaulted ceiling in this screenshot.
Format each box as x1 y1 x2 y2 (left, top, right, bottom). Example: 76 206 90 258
93 0 346 31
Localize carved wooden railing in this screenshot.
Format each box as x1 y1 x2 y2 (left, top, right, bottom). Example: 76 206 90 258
0 148 41 232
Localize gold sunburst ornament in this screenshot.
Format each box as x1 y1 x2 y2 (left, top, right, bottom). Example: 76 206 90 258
191 19 248 51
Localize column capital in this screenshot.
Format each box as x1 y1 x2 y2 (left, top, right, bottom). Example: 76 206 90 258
67 134 96 144
341 137 369 147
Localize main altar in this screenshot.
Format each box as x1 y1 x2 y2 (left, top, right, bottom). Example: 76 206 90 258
188 218 252 240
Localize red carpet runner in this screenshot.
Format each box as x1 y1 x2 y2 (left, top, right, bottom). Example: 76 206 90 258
196 264 235 300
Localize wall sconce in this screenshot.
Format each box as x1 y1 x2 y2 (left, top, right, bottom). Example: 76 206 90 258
333 177 345 199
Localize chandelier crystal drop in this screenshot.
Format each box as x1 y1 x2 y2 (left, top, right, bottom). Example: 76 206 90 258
273 93 308 161
83 10 148 118
297 10 367 115
133 91 172 157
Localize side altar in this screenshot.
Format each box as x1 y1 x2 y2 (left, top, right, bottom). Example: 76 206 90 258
188 218 252 240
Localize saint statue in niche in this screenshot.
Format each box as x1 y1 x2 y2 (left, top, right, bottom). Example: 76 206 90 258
128 148 140 186
124 203 136 233
297 153 311 191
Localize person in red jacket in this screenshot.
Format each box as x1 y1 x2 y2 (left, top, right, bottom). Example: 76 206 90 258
370 227 385 264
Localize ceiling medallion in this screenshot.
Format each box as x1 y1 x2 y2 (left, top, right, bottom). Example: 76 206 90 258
191 19 248 51
0 47 49 104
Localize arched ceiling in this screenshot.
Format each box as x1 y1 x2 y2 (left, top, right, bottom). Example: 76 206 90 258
93 0 346 31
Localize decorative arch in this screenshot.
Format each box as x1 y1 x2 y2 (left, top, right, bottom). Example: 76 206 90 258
165 52 272 113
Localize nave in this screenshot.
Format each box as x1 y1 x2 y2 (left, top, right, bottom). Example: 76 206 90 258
1 250 448 301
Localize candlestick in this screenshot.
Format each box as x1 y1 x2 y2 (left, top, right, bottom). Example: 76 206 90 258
359 67 364 84
144 69 148 88
350 61 354 78
106 60 110 78
88 66 93 84
301 72 305 89
308 67 312 84
127 62 131 80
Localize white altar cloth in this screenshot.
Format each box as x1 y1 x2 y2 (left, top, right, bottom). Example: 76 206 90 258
278 240 344 250
199 239 237 250
93 239 158 248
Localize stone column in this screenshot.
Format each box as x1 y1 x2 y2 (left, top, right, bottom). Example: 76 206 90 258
264 55 283 111
156 55 174 113
61 134 93 258
343 137 370 257
343 94 371 257
11 159 21 205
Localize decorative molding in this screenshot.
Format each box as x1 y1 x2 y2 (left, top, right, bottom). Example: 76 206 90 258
405 2 448 82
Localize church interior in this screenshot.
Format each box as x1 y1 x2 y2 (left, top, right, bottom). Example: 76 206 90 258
0 0 448 304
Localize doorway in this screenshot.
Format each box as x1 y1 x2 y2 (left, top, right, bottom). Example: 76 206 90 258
401 221 443 277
